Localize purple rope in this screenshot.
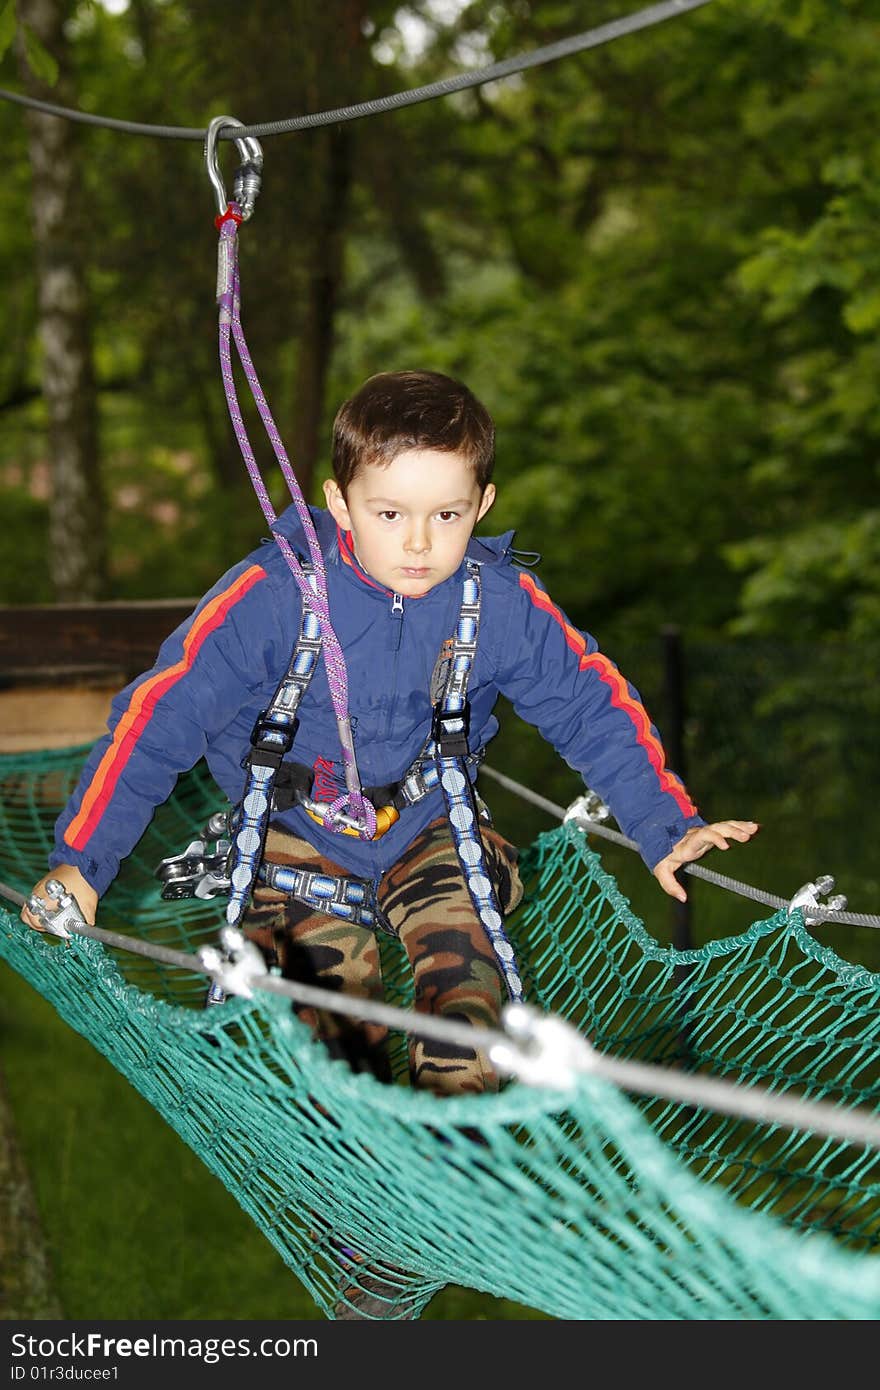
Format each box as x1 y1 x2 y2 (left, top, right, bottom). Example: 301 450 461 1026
216 207 376 839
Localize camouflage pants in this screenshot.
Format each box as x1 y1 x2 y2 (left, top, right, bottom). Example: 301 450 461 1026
243 815 523 1096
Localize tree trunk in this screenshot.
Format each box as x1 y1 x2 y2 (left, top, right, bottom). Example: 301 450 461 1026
17 0 106 600
289 125 354 500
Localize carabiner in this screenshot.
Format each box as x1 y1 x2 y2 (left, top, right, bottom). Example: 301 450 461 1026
204 114 264 222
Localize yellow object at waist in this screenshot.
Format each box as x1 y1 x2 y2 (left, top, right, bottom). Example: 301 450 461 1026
305 802 400 839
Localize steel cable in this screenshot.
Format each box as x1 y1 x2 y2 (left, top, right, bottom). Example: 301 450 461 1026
0 1 714 141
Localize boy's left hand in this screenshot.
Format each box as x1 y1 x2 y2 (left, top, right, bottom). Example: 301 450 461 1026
653 821 760 902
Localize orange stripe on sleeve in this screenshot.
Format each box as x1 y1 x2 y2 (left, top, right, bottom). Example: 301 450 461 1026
65 564 266 852
518 572 697 816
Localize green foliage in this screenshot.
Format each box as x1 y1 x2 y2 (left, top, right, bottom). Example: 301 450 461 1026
0 490 52 602
0 3 15 63
21 21 58 85
0 0 877 643
0 0 60 83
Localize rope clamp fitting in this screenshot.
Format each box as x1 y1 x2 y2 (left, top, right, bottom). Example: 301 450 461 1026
489 1001 595 1091
787 875 848 926
197 925 267 1000
563 791 611 829
26 879 87 940
204 114 264 222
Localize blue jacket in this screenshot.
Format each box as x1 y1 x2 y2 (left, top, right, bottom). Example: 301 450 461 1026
51 505 704 896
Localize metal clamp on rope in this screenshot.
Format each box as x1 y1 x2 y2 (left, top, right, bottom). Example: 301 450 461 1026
197 926 267 1001
26 879 87 941
489 1001 595 1092
205 114 263 224
563 790 611 829
432 703 470 759
787 875 848 927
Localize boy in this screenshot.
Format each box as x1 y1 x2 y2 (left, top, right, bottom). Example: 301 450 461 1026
23 369 757 1095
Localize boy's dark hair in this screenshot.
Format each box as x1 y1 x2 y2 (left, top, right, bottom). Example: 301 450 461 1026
332 370 495 494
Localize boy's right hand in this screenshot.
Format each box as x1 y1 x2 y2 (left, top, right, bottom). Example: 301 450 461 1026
21 864 98 932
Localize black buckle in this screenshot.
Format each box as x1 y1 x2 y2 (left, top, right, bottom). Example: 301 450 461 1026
249 708 297 763
432 702 470 759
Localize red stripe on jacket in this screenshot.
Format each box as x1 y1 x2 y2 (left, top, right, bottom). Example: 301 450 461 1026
65 565 266 851
518 572 697 817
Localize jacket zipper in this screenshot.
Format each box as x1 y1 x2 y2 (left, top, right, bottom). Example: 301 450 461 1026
385 592 404 737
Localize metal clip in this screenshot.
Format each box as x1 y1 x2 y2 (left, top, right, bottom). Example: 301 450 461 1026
563 790 611 829
788 875 848 926
197 925 267 1000
25 878 87 941
155 812 234 901
204 114 263 222
488 1001 595 1091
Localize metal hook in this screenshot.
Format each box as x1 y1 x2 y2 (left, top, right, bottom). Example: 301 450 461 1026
204 114 264 222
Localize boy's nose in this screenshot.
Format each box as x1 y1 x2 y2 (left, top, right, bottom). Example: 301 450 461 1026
404 524 430 554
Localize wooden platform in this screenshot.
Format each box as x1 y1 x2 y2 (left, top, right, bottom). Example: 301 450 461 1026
0 683 116 753
0 599 194 754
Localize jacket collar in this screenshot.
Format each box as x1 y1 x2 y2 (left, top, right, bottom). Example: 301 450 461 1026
335 525 389 594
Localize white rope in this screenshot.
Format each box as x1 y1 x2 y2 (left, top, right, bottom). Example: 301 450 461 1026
478 765 880 929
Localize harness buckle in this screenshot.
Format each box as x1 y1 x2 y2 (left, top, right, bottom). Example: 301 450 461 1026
249 708 298 766
432 702 470 759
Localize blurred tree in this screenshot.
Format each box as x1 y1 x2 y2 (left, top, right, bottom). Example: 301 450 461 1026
1 0 878 643
15 0 106 599
61 0 464 588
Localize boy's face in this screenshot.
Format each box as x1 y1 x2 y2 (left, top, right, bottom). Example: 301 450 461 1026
323 448 496 598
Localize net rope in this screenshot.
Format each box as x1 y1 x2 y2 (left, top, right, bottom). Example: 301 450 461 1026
2 744 880 1320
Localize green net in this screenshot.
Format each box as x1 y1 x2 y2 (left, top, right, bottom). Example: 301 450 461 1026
2 744 880 1320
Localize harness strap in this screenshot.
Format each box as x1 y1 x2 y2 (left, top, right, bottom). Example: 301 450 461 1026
226 569 322 926
231 559 522 997
432 561 523 1002
258 861 388 933
270 749 485 815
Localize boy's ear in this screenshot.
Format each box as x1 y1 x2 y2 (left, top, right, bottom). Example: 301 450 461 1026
323 478 351 528
476 483 496 523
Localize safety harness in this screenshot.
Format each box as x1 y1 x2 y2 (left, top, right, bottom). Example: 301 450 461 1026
158 558 523 1001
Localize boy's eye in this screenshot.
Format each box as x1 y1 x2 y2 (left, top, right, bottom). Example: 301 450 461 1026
379 510 400 522
436 510 459 522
